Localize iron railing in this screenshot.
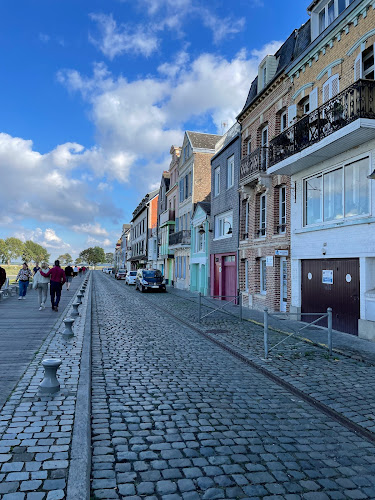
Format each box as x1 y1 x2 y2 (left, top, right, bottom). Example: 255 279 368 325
269 79 375 166
240 146 268 181
169 230 191 246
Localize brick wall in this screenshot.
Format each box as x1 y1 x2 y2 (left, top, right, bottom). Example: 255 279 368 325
193 152 214 204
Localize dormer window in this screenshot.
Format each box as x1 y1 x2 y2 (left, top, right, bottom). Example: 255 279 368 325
311 0 355 40
258 55 278 91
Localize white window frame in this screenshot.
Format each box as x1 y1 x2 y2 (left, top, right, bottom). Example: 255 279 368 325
245 259 249 292
259 193 266 238
279 186 286 234
244 201 249 239
214 211 233 240
227 155 234 189
280 111 287 132
214 166 220 197
247 139 252 155
303 153 371 227
260 258 267 295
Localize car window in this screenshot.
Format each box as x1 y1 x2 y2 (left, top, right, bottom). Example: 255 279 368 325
143 270 162 278
130 272 137 276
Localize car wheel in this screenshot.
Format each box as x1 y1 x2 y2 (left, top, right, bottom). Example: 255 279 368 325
141 286 145 293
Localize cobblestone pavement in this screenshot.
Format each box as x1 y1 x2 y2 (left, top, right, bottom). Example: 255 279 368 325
0 273 91 500
134 284 375 437
91 272 375 499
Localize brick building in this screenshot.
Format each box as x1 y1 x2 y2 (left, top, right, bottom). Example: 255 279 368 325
170 131 221 291
209 123 241 301
268 0 375 338
237 27 310 313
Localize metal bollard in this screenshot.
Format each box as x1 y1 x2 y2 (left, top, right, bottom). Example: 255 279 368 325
327 307 333 356
239 292 243 322
198 293 201 323
71 302 80 317
264 308 269 359
39 358 62 394
62 317 75 338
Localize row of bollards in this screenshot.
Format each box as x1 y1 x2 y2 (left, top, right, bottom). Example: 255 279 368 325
38 276 90 395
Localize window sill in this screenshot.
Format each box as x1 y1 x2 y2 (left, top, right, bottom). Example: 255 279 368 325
272 233 287 238
295 216 375 234
254 293 267 298
213 235 232 241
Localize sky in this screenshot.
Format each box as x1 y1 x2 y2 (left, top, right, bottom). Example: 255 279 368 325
0 0 309 261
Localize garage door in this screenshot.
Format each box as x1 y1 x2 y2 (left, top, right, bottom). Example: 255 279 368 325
301 259 360 335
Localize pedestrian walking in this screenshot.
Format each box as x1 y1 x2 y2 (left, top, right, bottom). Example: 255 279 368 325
64 263 73 291
73 265 78 277
78 267 82 278
33 262 40 275
16 263 32 299
40 260 66 311
33 262 50 310
0 265 6 289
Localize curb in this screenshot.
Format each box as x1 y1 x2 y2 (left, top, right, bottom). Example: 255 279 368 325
67 272 92 500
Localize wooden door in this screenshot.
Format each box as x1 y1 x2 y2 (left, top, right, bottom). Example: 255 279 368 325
301 259 360 335
223 255 237 302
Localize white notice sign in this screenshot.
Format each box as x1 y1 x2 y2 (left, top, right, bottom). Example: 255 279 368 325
322 270 333 285
266 256 274 267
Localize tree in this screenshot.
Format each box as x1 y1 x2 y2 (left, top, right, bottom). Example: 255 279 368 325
74 258 81 266
58 253 73 266
23 241 50 264
105 252 114 265
0 239 8 264
79 246 106 268
5 237 24 264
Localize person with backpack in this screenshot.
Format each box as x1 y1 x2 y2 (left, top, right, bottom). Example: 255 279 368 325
64 263 74 291
40 260 66 311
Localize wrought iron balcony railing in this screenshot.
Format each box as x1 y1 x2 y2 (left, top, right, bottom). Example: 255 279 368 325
169 230 191 246
240 146 268 182
269 79 375 167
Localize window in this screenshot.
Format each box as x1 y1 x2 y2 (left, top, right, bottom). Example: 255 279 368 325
247 140 252 155
260 258 267 295
195 228 205 253
259 194 266 237
183 143 190 162
227 155 234 189
316 0 354 36
319 7 326 34
263 65 267 86
278 186 286 233
244 201 249 239
214 167 220 196
304 157 370 226
185 174 189 200
261 126 268 169
363 45 375 80
245 260 249 292
280 111 287 132
214 211 233 239
322 74 339 103
179 179 184 202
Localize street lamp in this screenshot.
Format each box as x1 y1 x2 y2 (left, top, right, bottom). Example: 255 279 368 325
368 169 375 179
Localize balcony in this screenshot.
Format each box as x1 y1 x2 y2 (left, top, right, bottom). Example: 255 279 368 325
269 79 375 175
169 230 191 247
159 209 175 227
240 147 268 183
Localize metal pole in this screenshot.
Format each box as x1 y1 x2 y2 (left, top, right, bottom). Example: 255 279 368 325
327 307 332 356
239 292 243 322
198 293 201 323
264 307 268 359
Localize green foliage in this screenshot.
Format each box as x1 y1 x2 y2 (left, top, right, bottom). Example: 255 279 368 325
0 239 8 264
58 253 73 266
79 246 106 266
105 252 114 265
5 237 24 263
74 258 81 266
23 240 50 264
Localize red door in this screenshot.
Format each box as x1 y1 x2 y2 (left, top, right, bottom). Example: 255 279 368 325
223 255 236 302
213 257 220 298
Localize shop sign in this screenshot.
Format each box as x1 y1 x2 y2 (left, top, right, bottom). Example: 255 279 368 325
322 269 333 285
275 249 288 256
266 256 274 267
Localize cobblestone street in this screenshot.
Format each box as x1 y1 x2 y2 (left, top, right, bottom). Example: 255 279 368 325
91 273 375 500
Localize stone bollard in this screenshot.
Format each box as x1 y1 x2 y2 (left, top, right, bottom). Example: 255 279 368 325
77 292 84 304
71 302 80 317
79 288 85 294
62 317 75 338
39 358 62 395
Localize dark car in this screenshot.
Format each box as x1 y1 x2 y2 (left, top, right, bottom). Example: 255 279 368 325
135 269 166 293
115 269 126 280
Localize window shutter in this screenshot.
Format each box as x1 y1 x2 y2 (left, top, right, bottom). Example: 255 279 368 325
183 257 186 279
354 52 363 81
331 74 339 97
322 80 330 103
287 104 297 126
309 87 318 111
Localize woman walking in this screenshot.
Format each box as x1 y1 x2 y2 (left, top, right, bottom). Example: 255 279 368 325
16 263 32 299
33 262 50 310
40 260 66 311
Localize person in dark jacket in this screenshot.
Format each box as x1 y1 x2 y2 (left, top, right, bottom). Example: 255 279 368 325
0 266 6 289
40 260 66 311
64 264 73 291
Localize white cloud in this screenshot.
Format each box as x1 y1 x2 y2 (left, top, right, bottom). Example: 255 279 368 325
14 227 71 251
87 236 113 250
72 223 109 237
201 12 245 44
39 33 50 43
89 13 159 59
97 182 112 191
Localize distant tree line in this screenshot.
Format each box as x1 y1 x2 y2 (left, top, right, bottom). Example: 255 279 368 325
0 237 50 265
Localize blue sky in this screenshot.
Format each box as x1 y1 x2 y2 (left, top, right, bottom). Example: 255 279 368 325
0 0 308 260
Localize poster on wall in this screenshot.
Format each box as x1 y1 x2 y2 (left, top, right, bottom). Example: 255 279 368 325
322 269 333 285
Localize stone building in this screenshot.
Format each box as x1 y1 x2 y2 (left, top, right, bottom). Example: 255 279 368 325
209 123 241 302
170 131 221 291
238 27 310 313
268 0 375 338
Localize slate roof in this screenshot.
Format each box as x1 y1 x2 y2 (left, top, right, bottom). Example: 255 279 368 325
239 21 311 116
187 131 222 150
194 200 211 217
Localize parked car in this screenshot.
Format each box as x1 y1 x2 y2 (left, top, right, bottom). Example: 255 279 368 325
125 270 137 285
102 268 108 273
135 269 166 293
115 269 126 280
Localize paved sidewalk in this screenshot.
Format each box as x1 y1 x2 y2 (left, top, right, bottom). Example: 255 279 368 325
0 277 82 411
0 273 91 499
92 273 375 499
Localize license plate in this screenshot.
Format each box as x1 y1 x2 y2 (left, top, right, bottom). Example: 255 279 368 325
152 285 159 288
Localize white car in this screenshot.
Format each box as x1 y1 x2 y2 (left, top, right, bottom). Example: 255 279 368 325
125 271 137 285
